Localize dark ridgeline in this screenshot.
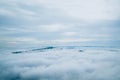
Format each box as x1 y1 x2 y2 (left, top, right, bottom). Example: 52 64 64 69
12 46 56 54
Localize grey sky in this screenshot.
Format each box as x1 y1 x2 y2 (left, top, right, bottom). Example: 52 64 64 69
0 0 120 47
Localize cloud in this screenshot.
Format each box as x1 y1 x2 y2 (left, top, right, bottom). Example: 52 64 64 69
54 38 96 43
0 0 120 47
36 24 69 32
62 32 77 36
0 47 120 80
27 0 120 21
1 0 120 23
0 0 72 26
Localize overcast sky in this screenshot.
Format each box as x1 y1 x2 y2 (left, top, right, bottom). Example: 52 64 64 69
0 0 120 47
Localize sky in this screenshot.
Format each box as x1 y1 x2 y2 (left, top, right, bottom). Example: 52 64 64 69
0 0 120 47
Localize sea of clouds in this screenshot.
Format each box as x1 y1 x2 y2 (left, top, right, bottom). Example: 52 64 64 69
0 47 120 80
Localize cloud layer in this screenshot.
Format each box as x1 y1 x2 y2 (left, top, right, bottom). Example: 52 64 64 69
0 47 120 80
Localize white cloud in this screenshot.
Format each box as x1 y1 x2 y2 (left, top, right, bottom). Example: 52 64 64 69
29 0 120 21
2 0 120 21
0 47 120 80
54 38 96 43
5 37 42 45
36 24 69 32
1 0 119 23
62 32 77 36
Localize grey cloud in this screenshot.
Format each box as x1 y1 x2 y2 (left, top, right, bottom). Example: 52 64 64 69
0 0 74 27
0 0 120 47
